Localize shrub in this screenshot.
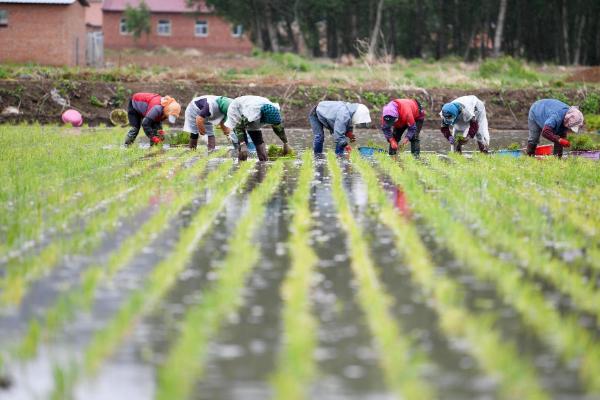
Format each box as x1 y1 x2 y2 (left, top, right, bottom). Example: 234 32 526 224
479 57 539 82
581 93 600 114
584 114 600 131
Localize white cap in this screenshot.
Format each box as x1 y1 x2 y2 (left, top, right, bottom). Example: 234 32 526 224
168 114 177 124
570 125 580 133
352 104 371 125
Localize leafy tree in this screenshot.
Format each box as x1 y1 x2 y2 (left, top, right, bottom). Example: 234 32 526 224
124 0 151 42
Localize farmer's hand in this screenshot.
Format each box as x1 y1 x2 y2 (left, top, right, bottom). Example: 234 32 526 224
196 116 206 135
151 136 162 144
158 130 165 137
345 145 352 153
283 143 292 155
448 136 455 145
400 137 410 147
345 130 356 142
388 137 399 150
559 138 571 148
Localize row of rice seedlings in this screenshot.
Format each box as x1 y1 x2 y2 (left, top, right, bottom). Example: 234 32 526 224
270 152 318 400
155 160 286 400
350 152 549 399
452 154 600 268
1 147 176 260
0 150 197 307
12 150 232 362
414 155 600 321
326 152 435 400
375 154 600 395
48 161 256 399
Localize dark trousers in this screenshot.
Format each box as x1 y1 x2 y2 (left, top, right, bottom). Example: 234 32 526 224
240 130 264 146
125 100 160 145
388 119 424 156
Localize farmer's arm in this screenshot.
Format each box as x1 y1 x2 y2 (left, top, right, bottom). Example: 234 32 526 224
541 113 562 143
195 99 211 135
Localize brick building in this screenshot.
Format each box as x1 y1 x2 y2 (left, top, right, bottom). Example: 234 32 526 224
102 0 252 54
0 0 89 66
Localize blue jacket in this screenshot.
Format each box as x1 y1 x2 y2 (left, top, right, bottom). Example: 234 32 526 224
529 99 569 134
316 101 357 138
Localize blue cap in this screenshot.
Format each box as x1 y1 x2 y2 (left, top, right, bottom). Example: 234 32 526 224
441 102 461 125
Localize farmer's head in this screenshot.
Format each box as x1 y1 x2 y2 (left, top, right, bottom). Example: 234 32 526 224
441 102 461 126
564 106 584 133
382 101 399 127
161 96 181 124
352 104 371 127
216 96 233 118
260 103 282 125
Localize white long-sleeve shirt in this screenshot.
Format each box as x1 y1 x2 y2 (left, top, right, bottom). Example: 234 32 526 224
224 95 278 130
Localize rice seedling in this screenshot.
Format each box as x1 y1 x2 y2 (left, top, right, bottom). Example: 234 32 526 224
0 150 196 306
45 160 255 399
155 159 285 400
12 150 231 360
326 152 435 400
350 152 549 399
270 152 318 400
376 154 600 395
411 155 600 320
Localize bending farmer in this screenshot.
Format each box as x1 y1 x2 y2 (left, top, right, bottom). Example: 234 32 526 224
381 99 425 156
309 101 371 156
224 95 290 161
183 95 233 151
440 95 489 153
527 99 584 158
125 93 181 146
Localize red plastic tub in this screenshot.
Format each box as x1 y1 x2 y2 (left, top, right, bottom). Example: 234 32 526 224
535 144 553 156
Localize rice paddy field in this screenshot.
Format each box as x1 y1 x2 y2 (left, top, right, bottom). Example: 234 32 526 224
1 125 600 400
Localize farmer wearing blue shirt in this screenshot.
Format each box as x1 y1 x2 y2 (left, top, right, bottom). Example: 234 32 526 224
527 99 584 157
309 101 371 155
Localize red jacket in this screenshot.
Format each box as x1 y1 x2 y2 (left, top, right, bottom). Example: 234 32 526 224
132 93 164 122
381 99 424 139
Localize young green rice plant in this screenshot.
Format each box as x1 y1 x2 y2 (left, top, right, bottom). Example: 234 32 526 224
375 153 600 395
326 152 434 400
408 155 600 322
270 152 318 400
13 150 230 360
351 152 549 399
267 144 296 159
46 161 256 399
0 150 196 306
155 160 285 400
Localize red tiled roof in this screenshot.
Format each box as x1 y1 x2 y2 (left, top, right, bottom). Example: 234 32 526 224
102 0 211 13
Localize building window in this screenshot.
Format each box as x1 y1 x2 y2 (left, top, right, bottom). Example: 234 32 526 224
119 18 129 35
0 10 8 26
232 24 243 37
195 20 208 37
157 19 171 36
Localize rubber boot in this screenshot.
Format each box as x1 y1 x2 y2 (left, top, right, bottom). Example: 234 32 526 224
526 143 536 156
189 138 198 150
238 142 248 161
455 142 463 154
477 141 489 154
553 142 564 158
124 129 137 146
256 143 268 161
410 138 421 157
207 135 216 152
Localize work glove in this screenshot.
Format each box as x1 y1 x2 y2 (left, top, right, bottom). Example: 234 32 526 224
558 138 571 148
345 130 356 142
151 136 162 144
345 145 352 154
388 137 399 150
283 143 292 155
448 136 455 145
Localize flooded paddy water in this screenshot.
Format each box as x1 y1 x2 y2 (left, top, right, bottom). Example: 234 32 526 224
1 126 600 399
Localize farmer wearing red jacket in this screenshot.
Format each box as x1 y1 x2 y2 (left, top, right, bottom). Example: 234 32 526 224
124 93 181 146
381 99 425 156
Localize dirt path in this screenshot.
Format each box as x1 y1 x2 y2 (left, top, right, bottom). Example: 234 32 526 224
0 79 585 129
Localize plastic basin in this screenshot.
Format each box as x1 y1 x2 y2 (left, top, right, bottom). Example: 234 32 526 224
358 146 386 157
525 144 553 156
570 150 600 160
497 149 521 157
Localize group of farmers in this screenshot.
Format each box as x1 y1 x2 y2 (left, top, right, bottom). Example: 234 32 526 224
123 91 585 160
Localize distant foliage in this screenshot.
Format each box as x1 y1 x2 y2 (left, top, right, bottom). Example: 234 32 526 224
124 1 151 41
581 93 600 115
479 57 539 82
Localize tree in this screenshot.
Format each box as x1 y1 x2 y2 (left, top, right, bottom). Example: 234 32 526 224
493 0 507 57
124 0 151 43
